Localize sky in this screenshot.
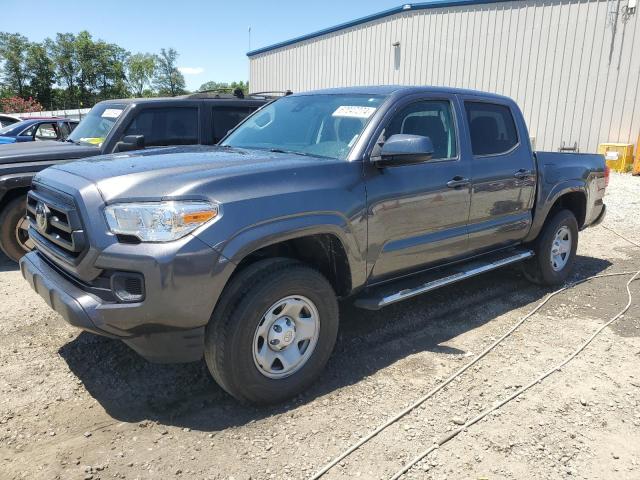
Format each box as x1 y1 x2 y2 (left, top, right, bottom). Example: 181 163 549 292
1 0 405 91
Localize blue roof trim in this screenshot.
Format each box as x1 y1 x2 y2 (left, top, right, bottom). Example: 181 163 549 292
247 0 510 57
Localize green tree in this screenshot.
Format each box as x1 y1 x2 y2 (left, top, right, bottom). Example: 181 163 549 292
230 80 249 94
25 42 55 108
74 31 99 106
127 53 156 97
0 32 29 97
47 32 131 107
154 48 185 96
199 80 249 95
48 33 78 107
94 41 129 100
199 80 226 91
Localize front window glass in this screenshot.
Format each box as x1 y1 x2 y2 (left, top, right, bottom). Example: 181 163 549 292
21 124 36 136
221 94 387 160
381 100 458 159
35 123 58 140
122 107 199 147
67 103 127 147
213 107 255 143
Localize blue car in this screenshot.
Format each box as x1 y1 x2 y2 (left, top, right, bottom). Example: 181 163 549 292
0 118 78 144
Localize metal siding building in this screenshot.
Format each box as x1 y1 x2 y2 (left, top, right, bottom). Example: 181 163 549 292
248 0 640 153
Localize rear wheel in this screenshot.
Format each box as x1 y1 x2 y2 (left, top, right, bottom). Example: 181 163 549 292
522 209 578 286
0 195 34 262
205 258 339 404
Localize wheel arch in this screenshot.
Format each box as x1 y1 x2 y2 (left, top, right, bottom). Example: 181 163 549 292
525 181 588 242
219 215 365 297
547 191 587 228
0 173 35 212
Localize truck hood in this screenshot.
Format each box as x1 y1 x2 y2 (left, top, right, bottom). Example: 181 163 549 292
0 140 98 164
48 145 341 202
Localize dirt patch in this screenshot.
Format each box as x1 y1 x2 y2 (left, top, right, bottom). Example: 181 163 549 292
1 173 639 480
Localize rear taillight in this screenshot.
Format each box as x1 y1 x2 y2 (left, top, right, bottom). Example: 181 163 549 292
604 164 610 188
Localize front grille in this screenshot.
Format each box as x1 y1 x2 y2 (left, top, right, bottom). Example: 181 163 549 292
27 185 86 261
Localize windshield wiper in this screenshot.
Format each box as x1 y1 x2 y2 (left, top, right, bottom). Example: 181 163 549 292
269 148 314 157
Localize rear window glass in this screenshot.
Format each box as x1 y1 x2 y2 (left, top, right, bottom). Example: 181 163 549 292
465 102 518 156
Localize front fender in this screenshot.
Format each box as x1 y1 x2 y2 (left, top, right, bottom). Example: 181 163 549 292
209 213 367 291
0 172 36 205
524 179 587 242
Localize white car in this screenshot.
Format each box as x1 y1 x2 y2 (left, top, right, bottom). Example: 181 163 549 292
0 114 21 128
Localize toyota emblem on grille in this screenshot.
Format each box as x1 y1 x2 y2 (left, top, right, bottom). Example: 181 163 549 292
35 202 50 233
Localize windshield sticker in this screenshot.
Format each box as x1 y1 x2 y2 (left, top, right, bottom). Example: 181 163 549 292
79 137 105 146
332 106 376 119
101 108 123 119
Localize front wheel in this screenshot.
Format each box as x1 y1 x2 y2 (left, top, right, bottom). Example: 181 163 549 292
0 195 34 263
205 258 339 404
522 209 578 286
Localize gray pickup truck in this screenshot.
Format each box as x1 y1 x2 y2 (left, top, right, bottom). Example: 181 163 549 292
20 86 607 404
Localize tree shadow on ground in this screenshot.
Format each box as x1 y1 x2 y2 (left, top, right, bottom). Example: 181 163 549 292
59 254 611 432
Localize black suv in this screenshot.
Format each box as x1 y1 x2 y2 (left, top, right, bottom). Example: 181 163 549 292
0 91 273 261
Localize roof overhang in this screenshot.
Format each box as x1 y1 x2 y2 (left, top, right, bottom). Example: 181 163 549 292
247 0 512 57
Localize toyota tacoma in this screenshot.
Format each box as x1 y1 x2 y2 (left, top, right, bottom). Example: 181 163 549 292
20 86 607 404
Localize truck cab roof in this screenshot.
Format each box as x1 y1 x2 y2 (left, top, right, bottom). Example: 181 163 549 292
296 85 514 102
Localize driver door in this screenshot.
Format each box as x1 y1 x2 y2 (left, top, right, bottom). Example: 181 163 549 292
365 95 472 283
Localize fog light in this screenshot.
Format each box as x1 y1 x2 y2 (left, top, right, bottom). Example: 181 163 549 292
111 272 145 303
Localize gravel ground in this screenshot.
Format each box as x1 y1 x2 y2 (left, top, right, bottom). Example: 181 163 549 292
1 172 639 480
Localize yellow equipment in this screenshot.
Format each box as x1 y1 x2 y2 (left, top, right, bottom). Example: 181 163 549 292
633 134 640 176
598 143 634 173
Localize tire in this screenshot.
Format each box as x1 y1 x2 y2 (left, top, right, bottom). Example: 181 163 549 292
0 195 33 263
522 209 579 286
205 258 339 405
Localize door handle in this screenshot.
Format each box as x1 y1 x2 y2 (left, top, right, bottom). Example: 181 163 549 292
447 176 470 188
514 169 534 179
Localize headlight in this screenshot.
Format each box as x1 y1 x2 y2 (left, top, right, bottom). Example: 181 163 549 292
104 201 220 242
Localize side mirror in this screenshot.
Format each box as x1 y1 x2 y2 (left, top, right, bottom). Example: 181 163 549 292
114 135 145 153
375 134 434 167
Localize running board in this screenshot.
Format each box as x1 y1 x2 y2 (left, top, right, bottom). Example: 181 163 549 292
354 249 534 310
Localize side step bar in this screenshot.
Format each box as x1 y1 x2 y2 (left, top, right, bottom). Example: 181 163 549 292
354 249 534 310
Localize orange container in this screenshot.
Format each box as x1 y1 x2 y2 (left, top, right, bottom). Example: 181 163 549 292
633 134 640 176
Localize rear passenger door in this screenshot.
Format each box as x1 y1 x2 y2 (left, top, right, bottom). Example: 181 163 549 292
464 99 536 253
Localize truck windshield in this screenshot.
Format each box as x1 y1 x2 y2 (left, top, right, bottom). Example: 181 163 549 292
67 103 127 147
221 94 386 160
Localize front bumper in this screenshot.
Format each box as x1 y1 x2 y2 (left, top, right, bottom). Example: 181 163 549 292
20 242 234 363
21 251 107 336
